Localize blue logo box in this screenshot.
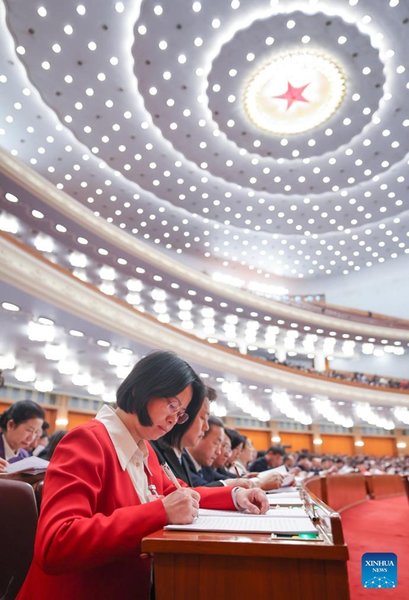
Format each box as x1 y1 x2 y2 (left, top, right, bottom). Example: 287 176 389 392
361 553 397 588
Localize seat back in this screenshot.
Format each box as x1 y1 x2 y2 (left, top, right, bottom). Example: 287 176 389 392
0 479 38 600
32 479 45 512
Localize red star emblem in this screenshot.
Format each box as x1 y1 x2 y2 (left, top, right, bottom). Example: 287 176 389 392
273 81 310 110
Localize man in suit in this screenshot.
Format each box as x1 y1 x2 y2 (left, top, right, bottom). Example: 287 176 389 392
184 417 253 488
249 445 285 472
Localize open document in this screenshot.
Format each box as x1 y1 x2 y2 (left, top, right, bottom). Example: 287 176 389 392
4 456 49 475
268 495 304 506
255 464 295 488
165 508 317 534
267 488 304 506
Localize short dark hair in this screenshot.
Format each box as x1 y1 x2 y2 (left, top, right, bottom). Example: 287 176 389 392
267 445 286 456
0 400 45 431
205 385 217 401
39 430 67 461
116 350 204 426
161 383 216 449
297 452 310 461
203 415 224 437
225 428 245 450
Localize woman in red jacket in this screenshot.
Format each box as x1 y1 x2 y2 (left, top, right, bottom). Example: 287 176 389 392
18 350 267 600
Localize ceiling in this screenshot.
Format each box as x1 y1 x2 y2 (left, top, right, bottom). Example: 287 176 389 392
1 0 409 432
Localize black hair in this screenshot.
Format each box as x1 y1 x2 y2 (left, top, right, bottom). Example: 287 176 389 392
297 452 310 461
39 430 67 461
203 414 224 436
116 350 204 426
266 445 286 456
225 428 245 450
0 400 45 431
205 385 217 401
161 384 215 449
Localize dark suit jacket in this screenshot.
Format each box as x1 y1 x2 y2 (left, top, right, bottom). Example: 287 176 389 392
248 456 269 472
152 440 224 488
151 439 194 485
201 466 233 483
182 450 223 487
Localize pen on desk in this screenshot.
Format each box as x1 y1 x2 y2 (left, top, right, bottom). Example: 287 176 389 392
161 462 182 488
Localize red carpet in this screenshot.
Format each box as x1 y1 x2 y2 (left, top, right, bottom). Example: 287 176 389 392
341 496 409 600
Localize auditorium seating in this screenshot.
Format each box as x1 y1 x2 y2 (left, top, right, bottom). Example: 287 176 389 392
304 473 407 512
0 479 38 600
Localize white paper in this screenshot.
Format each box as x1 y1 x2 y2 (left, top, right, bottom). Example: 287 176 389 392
165 514 317 534
281 473 295 486
255 465 287 483
5 455 49 474
198 507 308 518
268 497 304 506
267 488 300 496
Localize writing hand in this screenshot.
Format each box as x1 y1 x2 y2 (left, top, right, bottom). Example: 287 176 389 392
162 488 201 524
254 472 284 491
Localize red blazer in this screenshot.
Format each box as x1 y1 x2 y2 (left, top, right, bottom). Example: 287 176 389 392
17 419 235 600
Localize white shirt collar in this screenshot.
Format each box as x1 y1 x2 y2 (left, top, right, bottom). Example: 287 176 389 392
2 433 18 460
185 448 202 471
95 404 148 471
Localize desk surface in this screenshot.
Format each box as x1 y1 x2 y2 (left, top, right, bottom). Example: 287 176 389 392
143 528 348 561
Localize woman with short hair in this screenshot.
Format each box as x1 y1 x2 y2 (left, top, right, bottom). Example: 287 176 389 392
0 399 45 471
18 351 267 600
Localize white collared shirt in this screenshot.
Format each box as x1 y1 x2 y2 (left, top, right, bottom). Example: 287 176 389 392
96 404 152 503
2 433 18 460
185 449 202 472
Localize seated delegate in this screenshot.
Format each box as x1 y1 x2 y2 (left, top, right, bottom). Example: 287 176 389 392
17 351 268 600
0 399 45 472
153 393 252 489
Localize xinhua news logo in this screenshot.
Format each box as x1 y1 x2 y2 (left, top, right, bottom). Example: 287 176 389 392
361 553 397 589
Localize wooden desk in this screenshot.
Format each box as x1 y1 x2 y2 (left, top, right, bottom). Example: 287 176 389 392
323 474 368 512
305 474 407 510
142 521 349 600
365 474 405 499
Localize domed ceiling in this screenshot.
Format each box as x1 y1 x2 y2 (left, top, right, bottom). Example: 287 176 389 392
0 0 408 431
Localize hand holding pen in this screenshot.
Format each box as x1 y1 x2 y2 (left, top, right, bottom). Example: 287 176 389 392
161 462 200 524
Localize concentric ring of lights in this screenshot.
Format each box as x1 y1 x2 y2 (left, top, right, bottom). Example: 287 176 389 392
243 50 346 135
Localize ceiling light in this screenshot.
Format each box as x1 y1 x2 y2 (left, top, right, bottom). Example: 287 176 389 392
99 266 116 280
15 365 36 382
57 360 78 375
1 302 20 312
0 354 16 370
34 233 54 253
69 252 88 268
27 321 55 342
88 382 105 396
34 379 54 393
69 329 84 337
44 344 67 361
72 372 91 386
0 213 19 233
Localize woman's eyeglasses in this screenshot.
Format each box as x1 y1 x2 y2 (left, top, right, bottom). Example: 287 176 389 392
166 397 189 424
